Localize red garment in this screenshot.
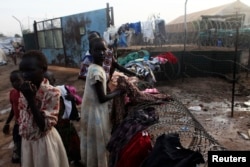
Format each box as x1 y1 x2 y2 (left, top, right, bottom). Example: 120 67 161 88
9 89 20 122
116 131 152 167
157 52 178 64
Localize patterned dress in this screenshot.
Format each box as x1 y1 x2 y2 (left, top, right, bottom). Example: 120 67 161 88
102 50 113 80
18 79 69 167
80 64 111 167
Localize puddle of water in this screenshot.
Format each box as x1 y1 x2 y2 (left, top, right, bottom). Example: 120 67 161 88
212 115 228 123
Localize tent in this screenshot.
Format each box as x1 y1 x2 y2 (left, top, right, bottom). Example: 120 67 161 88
0 48 7 65
166 0 250 33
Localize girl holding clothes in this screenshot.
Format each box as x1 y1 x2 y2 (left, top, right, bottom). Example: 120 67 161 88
44 71 82 166
18 50 69 167
80 37 124 167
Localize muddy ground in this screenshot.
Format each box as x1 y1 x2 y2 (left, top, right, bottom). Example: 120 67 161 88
0 58 250 167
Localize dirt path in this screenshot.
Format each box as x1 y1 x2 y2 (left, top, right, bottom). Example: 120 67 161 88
1 60 250 166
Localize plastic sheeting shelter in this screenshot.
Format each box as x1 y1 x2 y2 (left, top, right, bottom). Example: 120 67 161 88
0 48 7 65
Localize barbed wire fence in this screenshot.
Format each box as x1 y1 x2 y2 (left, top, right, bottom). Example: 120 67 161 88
165 15 250 49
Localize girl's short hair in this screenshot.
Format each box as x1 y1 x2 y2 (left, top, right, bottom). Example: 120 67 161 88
88 31 101 41
22 50 48 71
89 37 106 52
10 70 21 82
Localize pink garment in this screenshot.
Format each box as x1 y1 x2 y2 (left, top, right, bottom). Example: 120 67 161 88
142 88 159 94
157 57 168 64
65 85 82 105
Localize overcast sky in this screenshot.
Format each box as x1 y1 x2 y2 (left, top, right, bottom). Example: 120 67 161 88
0 0 249 36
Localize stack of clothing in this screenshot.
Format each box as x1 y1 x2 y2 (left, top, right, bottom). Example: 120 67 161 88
107 107 159 167
141 133 205 167
109 72 170 129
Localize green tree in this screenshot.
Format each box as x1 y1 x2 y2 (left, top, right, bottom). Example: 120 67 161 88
0 33 6 37
14 34 21 38
22 29 31 34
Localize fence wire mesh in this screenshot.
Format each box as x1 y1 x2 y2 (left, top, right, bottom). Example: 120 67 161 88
132 98 228 166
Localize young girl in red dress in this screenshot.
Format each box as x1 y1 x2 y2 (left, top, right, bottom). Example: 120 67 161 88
2 70 23 164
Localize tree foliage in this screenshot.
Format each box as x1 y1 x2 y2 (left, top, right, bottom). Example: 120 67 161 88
0 33 6 37
14 34 21 38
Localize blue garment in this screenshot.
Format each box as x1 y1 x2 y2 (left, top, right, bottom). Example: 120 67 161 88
118 32 127 47
217 39 223 47
79 51 93 78
129 22 141 35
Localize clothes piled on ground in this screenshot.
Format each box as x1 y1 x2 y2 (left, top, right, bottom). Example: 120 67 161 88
155 52 178 64
116 75 170 105
140 133 205 167
117 50 149 66
124 61 157 84
109 73 170 128
117 50 178 85
115 131 152 167
108 71 138 92
117 50 156 82
107 72 174 167
107 107 158 167
107 70 205 167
